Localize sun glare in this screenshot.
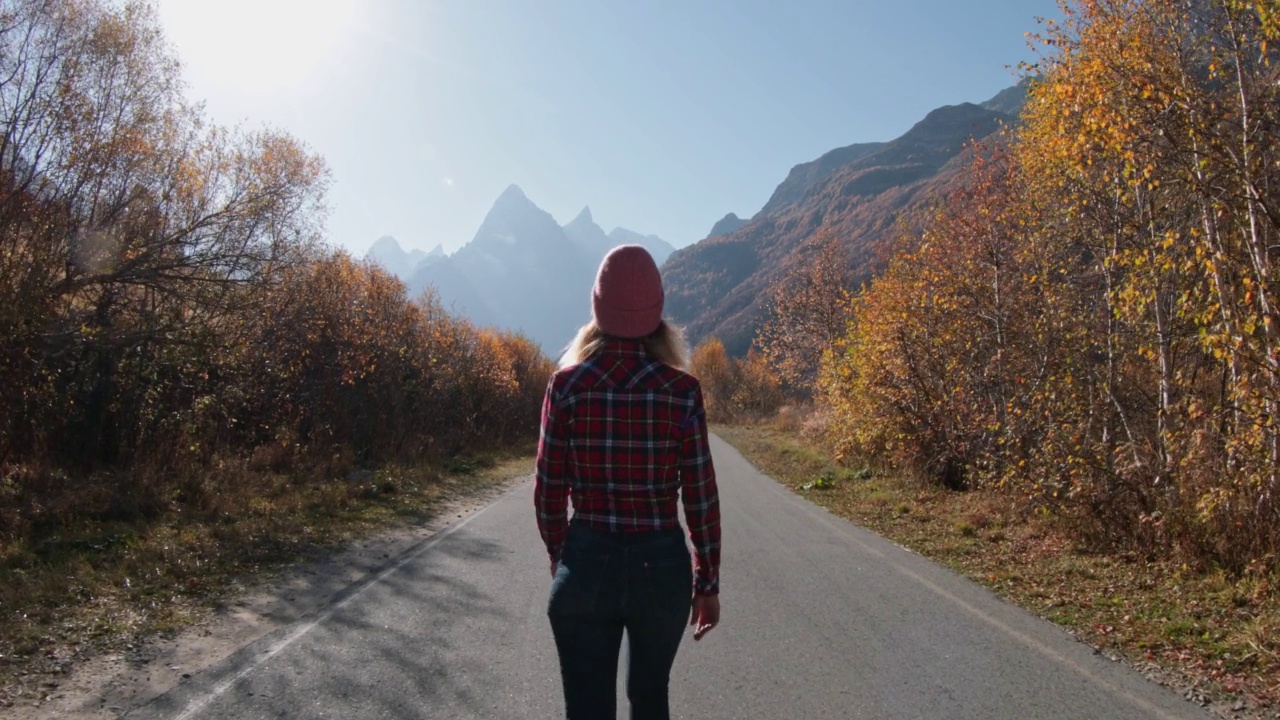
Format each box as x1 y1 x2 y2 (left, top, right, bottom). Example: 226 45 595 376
160 0 363 95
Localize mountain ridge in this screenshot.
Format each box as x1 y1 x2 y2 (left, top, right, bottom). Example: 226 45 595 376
708 213 747 238
663 87 1022 355
365 235 444 281
383 186 673 353
365 84 1025 357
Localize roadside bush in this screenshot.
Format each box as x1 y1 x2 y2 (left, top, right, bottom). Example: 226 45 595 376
817 0 1280 572
689 337 784 423
0 0 556 546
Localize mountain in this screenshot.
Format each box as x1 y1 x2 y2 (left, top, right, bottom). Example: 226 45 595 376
663 88 1022 355
364 236 446 281
708 213 747 238
398 187 677 352
759 142 884 217
405 185 600 354
365 236 426 280
406 255 501 327
607 228 675 266
563 206 613 259
981 79 1032 116
562 206 676 266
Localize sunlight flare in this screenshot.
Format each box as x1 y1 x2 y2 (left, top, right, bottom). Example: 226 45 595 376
159 0 363 94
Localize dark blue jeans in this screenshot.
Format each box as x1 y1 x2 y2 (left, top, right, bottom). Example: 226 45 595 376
548 521 693 720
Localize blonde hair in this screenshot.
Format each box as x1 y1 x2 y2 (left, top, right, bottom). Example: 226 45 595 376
560 320 690 371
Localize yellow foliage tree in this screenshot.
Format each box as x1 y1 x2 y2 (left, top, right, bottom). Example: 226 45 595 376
824 0 1280 566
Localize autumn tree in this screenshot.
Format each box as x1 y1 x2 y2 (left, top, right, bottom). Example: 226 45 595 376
0 0 558 543
690 337 783 423
820 146 1092 490
822 0 1280 565
0 0 328 464
690 337 736 422
755 229 856 395
1015 0 1280 560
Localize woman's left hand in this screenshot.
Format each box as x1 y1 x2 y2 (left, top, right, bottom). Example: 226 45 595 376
690 593 720 640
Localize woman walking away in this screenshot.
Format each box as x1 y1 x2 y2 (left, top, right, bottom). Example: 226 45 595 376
535 244 721 720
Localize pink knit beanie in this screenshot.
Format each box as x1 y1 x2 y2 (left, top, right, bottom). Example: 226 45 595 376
592 245 664 339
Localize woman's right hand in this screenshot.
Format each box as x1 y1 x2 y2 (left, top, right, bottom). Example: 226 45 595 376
690 594 720 640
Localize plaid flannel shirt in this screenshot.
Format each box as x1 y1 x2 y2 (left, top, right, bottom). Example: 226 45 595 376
535 338 721 595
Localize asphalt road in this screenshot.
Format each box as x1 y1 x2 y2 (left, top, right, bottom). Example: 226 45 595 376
124 435 1212 719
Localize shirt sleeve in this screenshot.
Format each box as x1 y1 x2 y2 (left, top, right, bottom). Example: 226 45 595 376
534 374 570 561
680 383 721 595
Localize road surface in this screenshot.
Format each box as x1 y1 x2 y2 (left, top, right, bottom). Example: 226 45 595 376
124 435 1211 719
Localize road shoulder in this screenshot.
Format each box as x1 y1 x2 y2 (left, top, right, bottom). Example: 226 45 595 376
2 463 532 720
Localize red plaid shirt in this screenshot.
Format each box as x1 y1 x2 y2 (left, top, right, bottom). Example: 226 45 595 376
535 338 720 595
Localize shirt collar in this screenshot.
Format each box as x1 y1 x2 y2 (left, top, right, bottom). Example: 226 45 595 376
599 337 649 358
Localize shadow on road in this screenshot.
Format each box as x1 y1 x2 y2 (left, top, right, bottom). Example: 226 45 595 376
130 532 526 720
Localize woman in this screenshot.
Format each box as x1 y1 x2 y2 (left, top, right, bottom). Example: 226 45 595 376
535 244 721 720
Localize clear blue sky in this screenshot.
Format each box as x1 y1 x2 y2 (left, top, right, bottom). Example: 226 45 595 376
154 0 1061 256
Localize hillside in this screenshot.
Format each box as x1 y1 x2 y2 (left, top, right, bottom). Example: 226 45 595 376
663 95 1017 355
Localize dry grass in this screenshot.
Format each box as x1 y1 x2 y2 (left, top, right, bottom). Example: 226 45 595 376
0 449 534 709
715 423 1280 715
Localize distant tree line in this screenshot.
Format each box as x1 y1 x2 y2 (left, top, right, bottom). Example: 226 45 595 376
0 0 553 541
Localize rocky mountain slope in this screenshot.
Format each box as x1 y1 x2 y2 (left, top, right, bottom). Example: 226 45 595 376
663 91 1019 355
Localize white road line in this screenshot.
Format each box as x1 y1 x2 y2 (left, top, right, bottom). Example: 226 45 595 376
718 439 1194 720
167 488 517 720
